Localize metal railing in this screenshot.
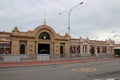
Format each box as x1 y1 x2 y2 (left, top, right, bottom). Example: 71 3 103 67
0 53 114 63
0 54 50 63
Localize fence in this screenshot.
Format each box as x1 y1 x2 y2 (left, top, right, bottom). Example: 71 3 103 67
37 54 50 61
0 54 50 63
3 54 20 62
0 53 114 63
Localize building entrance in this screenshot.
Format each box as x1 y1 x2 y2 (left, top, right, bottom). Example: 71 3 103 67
38 44 50 54
60 46 64 57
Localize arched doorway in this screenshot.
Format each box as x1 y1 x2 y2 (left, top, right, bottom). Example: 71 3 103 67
60 46 64 57
38 44 50 54
20 44 25 54
38 32 50 54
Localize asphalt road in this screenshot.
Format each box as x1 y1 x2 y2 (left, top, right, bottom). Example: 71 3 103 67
0 59 120 80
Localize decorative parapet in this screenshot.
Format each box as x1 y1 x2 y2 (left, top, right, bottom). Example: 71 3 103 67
114 44 120 49
12 26 19 32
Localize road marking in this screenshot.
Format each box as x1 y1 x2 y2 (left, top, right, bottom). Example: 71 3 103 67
72 67 96 72
94 78 115 80
26 69 41 72
61 66 71 68
106 78 115 80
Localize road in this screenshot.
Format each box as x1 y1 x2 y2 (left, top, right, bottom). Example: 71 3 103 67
0 59 120 80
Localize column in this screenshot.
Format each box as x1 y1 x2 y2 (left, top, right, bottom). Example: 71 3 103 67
100 46 102 54
110 46 114 55
50 42 53 54
36 41 38 54
112 46 114 55
83 45 85 54
95 46 98 58
87 45 90 54
80 45 83 55
95 46 97 54
106 46 109 54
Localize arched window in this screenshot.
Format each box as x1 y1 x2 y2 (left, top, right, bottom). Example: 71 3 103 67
38 32 50 40
6 48 10 54
0 48 4 54
20 44 25 54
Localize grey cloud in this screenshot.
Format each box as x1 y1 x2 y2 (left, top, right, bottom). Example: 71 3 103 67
111 31 117 33
0 0 120 43
113 35 120 38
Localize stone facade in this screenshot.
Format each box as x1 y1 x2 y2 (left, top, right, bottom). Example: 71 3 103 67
0 23 115 57
0 32 11 54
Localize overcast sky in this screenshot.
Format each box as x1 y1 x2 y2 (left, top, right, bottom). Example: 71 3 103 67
0 0 120 43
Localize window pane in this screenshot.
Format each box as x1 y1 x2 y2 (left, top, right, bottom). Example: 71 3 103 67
0 48 4 54
38 32 50 40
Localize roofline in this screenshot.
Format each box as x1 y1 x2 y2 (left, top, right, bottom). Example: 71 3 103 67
0 32 11 35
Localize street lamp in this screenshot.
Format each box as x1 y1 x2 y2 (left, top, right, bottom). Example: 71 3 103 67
59 2 83 58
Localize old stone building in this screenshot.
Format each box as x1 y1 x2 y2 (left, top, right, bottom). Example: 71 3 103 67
0 32 11 54
0 22 115 58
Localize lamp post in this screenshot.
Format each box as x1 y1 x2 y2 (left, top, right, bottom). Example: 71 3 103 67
59 2 83 58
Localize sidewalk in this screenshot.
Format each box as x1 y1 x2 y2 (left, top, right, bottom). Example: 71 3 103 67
0 57 116 68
